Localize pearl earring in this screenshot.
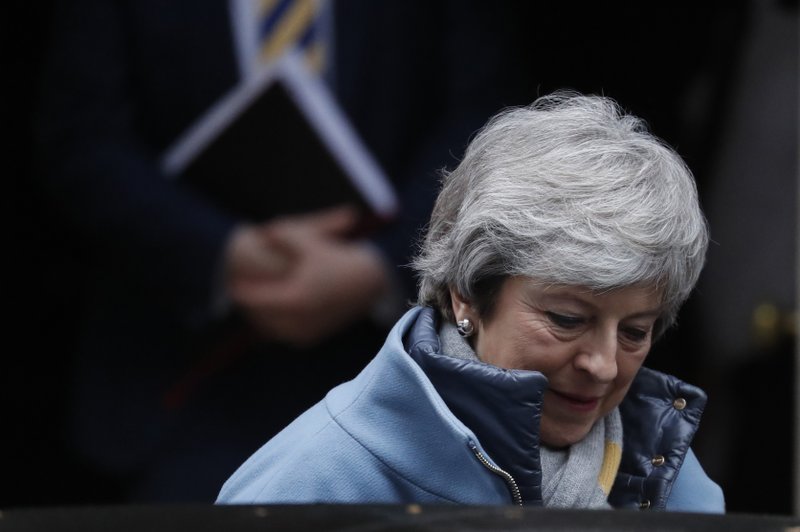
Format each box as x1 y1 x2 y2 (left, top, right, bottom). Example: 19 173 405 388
456 318 475 337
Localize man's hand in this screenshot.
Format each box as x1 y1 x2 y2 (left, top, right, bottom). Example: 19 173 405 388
225 224 292 283
227 206 390 348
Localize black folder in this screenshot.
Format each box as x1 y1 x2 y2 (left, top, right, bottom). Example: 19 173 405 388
162 53 398 224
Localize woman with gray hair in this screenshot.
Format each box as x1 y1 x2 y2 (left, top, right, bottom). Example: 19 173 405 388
217 92 724 512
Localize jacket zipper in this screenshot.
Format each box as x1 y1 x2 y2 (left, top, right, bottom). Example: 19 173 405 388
469 443 523 506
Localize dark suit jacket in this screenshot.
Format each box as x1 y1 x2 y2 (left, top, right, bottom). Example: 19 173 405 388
36 0 533 501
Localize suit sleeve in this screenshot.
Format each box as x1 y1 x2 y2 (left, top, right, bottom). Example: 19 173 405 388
35 0 238 326
340 1 535 298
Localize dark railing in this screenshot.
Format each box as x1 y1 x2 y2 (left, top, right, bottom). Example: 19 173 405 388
1 505 797 532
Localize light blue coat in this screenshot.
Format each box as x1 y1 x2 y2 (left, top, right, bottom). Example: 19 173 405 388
217 307 724 512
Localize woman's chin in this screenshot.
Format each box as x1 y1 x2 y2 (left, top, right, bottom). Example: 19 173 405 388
539 422 593 449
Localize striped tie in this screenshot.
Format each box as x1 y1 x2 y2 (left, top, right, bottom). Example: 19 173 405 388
258 0 326 72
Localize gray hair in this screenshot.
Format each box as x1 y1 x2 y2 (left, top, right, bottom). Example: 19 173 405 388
414 91 709 335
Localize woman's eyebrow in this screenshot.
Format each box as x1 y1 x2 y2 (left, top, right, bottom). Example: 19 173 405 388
625 309 663 320
537 291 663 320
536 292 596 310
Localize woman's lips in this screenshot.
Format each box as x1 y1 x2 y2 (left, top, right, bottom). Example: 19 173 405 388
549 390 601 412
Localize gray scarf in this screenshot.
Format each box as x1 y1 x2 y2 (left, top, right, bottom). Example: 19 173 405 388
439 322 622 508
539 409 622 508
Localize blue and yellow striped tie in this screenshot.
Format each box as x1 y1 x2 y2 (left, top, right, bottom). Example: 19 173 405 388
258 0 326 72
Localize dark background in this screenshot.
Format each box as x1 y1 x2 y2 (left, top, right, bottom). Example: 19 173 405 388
5 0 798 514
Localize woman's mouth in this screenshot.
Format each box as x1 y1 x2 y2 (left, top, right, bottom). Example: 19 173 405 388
549 390 601 412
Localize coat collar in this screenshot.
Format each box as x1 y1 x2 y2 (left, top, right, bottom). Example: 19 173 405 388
324 307 513 504
404 307 549 504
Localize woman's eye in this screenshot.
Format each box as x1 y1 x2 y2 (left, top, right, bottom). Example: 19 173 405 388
546 312 585 329
620 327 649 343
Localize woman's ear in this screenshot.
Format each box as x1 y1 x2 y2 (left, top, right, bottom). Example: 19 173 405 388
449 287 475 322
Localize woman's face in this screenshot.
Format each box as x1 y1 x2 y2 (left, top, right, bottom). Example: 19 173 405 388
451 276 662 448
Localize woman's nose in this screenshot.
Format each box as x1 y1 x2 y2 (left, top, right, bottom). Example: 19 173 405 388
575 331 618 382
